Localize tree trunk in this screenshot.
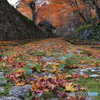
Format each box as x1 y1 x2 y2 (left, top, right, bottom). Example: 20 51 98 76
0 0 46 41
29 1 37 23
92 0 100 20
94 5 100 20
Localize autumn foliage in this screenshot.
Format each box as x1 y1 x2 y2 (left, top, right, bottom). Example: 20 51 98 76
0 37 100 99
17 0 100 30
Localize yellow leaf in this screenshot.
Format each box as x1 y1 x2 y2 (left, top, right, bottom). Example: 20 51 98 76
72 64 78 68
64 83 76 92
33 75 39 78
15 73 23 78
43 89 49 92
52 76 57 79
17 58 20 60
16 69 24 73
52 64 59 70
80 87 86 90
43 75 48 80
65 74 71 78
80 60 87 64
41 68 47 71
15 81 25 86
31 84 37 91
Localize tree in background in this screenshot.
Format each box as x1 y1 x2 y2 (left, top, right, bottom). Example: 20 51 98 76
17 0 57 36
83 0 100 20
29 0 37 22
17 0 47 23
17 0 100 35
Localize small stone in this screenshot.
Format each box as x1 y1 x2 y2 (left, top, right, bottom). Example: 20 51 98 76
0 87 4 93
79 72 84 76
40 57 54 62
0 76 7 85
47 98 59 100
0 72 7 85
0 96 22 100
91 69 95 72
89 74 99 77
38 93 43 97
29 78 35 81
80 69 88 72
85 96 94 100
0 72 4 76
9 85 31 98
48 74 53 78
0 80 7 85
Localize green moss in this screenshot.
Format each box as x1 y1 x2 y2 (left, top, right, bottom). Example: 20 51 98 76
76 24 93 32
40 92 60 100
28 50 47 56
76 19 100 41
80 50 92 55
73 77 100 100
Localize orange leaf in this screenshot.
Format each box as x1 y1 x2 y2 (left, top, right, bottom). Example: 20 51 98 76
15 81 25 86
31 84 37 91
83 74 89 78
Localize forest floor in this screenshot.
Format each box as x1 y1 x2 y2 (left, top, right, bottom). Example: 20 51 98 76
0 37 100 100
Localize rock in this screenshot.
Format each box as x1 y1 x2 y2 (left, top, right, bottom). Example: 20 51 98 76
0 96 22 100
85 96 95 100
89 74 99 77
40 56 54 62
47 98 59 100
91 69 95 72
32 72 54 78
9 85 31 98
0 72 4 76
79 64 88 67
29 77 35 81
72 69 80 74
0 80 7 86
80 69 88 72
48 74 54 78
78 71 83 76
0 87 4 93
0 72 7 85
37 93 43 97
37 72 48 77
72 67 100 76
